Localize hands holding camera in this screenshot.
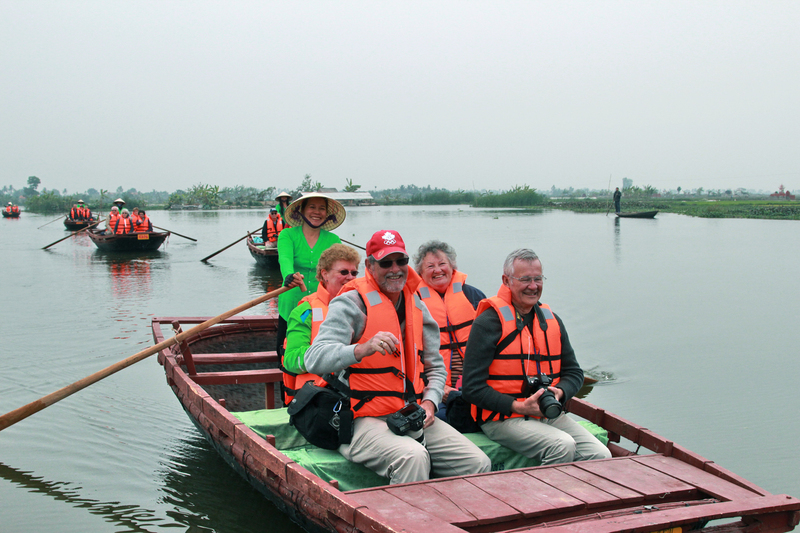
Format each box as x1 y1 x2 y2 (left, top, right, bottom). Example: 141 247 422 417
354 331 399 361
511 386 564 418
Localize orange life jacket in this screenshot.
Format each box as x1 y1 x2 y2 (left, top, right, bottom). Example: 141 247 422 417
416 271 476 387
471 285 562 424
282 285 331 405
133 215 151 232
114 216 132 234
336 270 425 418
11 205 19 214
70 207 80 219
108 212 119 228
265 216 284 242
5 206 12 213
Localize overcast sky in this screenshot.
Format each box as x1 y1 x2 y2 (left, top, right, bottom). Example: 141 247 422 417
2 1 798 195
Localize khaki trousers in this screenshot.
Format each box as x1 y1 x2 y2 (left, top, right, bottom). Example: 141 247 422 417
339 415 492 484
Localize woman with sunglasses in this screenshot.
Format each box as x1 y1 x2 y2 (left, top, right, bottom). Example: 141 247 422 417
281 244 360 405
277 193 347 355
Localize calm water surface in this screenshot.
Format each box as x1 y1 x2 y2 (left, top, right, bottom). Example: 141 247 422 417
1 206 799 532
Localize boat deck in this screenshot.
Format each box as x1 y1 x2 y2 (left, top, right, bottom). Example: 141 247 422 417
349 455 798 532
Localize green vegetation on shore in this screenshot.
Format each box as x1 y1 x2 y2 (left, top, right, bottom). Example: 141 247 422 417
4 174 797 220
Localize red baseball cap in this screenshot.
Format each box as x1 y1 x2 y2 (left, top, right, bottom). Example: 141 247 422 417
366 230 408 260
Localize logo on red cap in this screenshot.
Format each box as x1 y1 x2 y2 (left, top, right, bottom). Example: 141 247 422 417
367 230 407 260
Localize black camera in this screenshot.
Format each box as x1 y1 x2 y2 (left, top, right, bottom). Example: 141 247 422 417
522 374 563 420
387 403 426 436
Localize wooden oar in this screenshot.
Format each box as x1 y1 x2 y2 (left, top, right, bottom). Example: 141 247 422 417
42 219 104 250
340 238 366 251
37 214 66 229
152 225 197 242
0 283 304 432
200 227 261 262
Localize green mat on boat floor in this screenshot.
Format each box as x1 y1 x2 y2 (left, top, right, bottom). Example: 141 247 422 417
233 408 608 492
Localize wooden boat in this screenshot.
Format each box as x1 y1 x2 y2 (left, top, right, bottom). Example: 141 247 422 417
64 217 95 231
616 210 658 218
88 228 169 252
246 234 279 266
151 315 800 533
2 210 20 218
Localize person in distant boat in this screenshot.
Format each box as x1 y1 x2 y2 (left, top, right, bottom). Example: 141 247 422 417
78 200 92 220
305 229 491 484
276 193 346 356
462 248 611 466
282 243 360 405
106 206 120 231
133 209 153 232
5 202 20 215
70 204 81 220
613 187 622 214
275 191 292 219
113 198 126 211
262 208 285 245
113 208 133 234
413 240 485 423
131 206 140 222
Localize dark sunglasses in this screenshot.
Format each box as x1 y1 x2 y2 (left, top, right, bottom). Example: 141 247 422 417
337 269 359 276
376 257 409 268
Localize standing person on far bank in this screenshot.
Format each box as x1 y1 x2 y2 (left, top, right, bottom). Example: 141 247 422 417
276 193 346 355
613 187 622 214
462 248 610 466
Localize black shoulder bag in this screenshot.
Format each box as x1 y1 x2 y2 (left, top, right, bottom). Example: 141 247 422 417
287 376 354 450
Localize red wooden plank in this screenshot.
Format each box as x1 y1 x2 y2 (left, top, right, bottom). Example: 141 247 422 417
466 470 584 517
189 352 279 365
575 457 696 499
191 368 283 385
384 483 478 526
509 493 800 533
632 455 763 502
351 489 467 533
424 478 523 524
528 467 629 509
556 464 644 503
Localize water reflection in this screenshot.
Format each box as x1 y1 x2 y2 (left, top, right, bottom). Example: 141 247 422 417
0 462 164 533
158 434 301 533
248 264 283 315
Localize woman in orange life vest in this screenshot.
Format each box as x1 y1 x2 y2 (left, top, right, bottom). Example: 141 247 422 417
413 240 486 420
133 209 153 232
261 208 284 245
113 208 133 234
281 243 360 405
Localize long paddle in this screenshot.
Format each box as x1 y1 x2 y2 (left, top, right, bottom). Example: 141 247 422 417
0 283 303 432
37 214 66 229
152 225 197 242
605 174 613 216
200 227 261 262
340 238 366 251
42 219 104 250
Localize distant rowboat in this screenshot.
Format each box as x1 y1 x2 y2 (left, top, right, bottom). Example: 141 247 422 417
87 228 169 252
246 234 279 266
64 218 95 231
2 210 20 218
616 210 658 218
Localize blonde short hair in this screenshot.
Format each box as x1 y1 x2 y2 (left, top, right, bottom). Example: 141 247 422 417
316 244 361 283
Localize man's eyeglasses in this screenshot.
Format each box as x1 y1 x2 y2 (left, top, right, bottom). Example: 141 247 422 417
375 257 410 268
337 269 359 276
508 275 546 285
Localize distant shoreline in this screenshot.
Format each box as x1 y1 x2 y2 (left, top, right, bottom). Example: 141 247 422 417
547 198 800 220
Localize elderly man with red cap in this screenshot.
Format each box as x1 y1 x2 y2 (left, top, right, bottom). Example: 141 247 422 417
305 229 490 485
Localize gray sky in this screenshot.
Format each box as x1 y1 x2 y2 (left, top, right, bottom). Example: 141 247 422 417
2 1 798 194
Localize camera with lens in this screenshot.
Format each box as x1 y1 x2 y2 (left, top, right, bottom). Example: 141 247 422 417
387 402 426 436
522 373 563 420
